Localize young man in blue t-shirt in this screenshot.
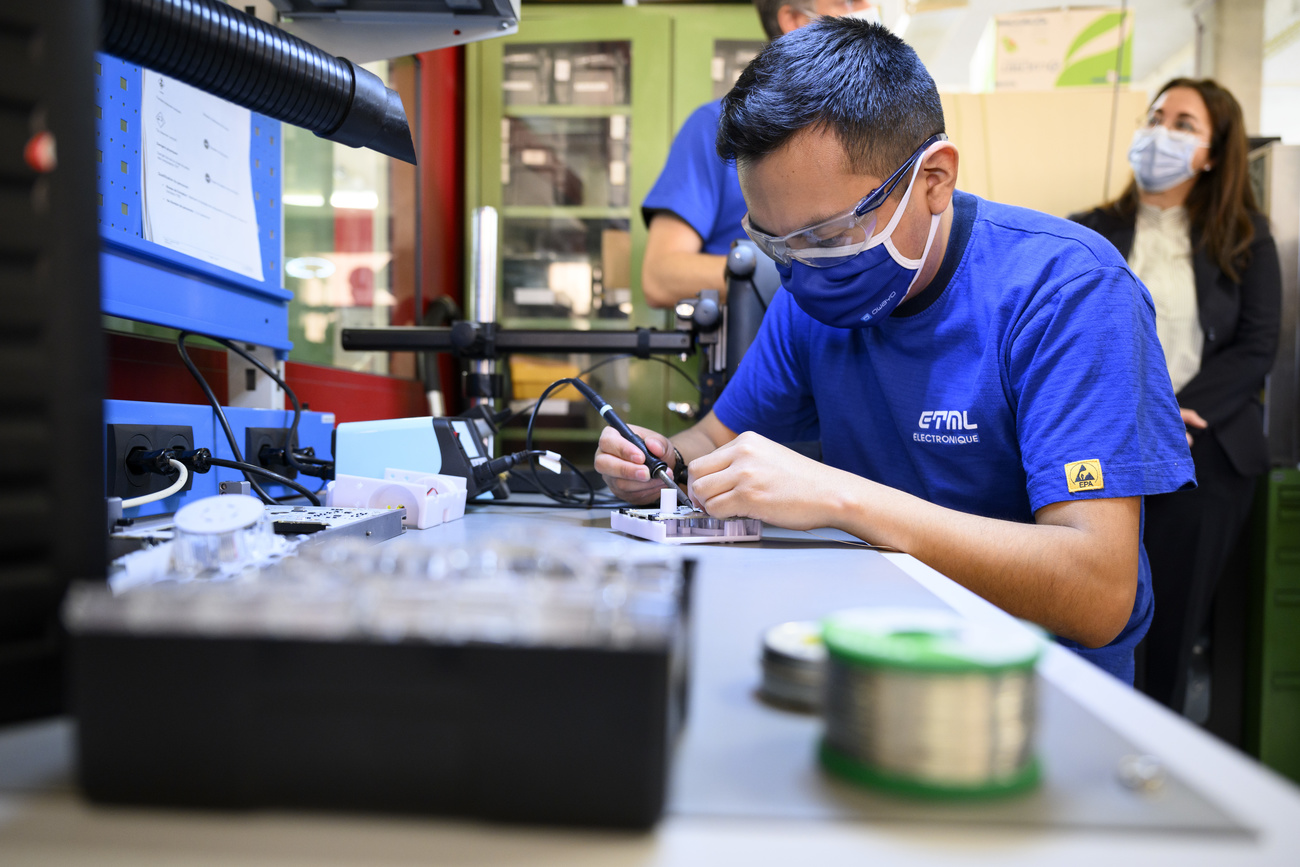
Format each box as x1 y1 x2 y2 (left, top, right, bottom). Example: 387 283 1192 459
597 18 1195 682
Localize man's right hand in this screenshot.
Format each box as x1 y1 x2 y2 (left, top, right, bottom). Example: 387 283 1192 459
594 423 678 505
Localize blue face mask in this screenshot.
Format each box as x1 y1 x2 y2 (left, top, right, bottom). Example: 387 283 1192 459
1127 125 1209 194
774 161 941 329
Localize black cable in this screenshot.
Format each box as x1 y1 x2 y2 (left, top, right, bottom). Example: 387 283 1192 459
497 353 699 429
177 332 280 506
204 457 322 506
523 378 627 508
485 497 629 511
179 331 335 502
471 448 558 486
525 378 593 507
211 336 310 477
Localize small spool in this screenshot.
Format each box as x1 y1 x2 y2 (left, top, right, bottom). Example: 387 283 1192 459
819 608 1043 798
760 621 827 711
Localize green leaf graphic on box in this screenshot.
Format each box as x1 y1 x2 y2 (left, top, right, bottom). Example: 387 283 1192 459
1064 12 1125 63
1056 36 1133 88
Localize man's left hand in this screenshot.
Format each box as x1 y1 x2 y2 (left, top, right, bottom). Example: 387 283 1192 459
685 431 843 530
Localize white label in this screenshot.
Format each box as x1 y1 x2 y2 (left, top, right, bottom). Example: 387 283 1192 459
450 420 481 459
520 148 549 167
554 59 572 82
140 71 263 281
514 287 557 306
502 80 534 92
573 81 609 93
609 160 627 186
609 114 627 141
711 56 725 82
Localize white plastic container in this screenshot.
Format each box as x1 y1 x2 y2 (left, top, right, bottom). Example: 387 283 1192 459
327 468 468 530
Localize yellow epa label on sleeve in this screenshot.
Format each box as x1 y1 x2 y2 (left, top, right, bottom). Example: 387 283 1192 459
1064 459 1103 493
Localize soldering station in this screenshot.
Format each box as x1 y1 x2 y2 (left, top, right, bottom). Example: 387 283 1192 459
3 0 1300 863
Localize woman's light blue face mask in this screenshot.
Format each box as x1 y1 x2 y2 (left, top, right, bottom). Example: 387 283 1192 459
1127 125 1209 194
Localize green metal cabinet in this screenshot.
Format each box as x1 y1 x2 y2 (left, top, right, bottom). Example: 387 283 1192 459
1247 468 1300 784
465 4 765 448
668 5 766 133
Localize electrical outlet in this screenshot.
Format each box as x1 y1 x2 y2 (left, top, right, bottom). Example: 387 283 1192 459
245 427 297 479
105 424 195 499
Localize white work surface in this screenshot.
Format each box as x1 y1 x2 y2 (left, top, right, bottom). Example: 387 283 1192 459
3 501 1300 866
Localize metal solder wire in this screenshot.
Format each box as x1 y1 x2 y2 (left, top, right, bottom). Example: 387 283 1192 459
825 663 1036 786
819 609 1042 797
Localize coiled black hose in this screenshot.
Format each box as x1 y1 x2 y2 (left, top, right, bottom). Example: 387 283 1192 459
100 0 416 163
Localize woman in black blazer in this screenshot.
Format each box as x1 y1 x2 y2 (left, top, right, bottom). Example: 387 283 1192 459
1072 78 1281 716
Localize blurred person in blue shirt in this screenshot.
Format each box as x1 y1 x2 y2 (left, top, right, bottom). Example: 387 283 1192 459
640 0 879 308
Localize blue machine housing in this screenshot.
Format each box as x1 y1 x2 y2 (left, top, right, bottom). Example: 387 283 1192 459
95 53 290 352
334 417 447 481
106 400 335 518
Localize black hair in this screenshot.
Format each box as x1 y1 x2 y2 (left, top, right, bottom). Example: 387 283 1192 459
717 18 945 183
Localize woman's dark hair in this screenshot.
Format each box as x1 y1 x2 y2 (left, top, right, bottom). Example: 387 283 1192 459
1104 78 1259 283
716 18 945 185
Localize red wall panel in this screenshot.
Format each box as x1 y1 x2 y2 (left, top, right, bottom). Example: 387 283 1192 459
106 333 427 425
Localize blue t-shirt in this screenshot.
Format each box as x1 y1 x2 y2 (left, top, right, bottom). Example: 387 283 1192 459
713 191 1195 682
642 101 749 255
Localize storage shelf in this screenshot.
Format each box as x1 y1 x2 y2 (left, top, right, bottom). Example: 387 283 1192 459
503 104 632 118
501 206 632 220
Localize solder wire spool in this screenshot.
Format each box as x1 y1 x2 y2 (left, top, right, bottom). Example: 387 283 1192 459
819 608 1043 798
760 621 827 711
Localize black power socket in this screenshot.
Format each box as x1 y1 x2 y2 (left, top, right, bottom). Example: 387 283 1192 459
245 427 297 479
105 425 195 498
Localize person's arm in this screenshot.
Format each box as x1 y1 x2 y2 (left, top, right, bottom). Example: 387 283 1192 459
1176 221 1282 426
685 432 1139 649
593 411 735 505
641 213 728 309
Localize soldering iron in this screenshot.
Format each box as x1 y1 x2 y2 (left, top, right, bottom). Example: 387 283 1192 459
556 378 692 507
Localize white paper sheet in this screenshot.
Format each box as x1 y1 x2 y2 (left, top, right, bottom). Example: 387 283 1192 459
140 71 265 282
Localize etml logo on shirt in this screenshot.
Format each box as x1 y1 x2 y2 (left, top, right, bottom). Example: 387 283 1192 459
914 410 980 444
1065 459 1104 493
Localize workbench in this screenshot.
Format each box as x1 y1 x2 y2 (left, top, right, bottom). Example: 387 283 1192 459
2 501 1299 865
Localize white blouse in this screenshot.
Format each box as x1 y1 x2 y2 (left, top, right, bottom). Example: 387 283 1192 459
1128 203 1203 394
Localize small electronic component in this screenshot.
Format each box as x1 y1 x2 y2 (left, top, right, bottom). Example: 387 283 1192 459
611 505 762 545
109 502 405 562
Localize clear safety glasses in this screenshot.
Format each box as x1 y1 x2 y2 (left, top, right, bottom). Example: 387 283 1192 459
741 133 947 268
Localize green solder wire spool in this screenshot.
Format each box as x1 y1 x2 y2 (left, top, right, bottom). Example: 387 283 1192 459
819 608 1044 799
